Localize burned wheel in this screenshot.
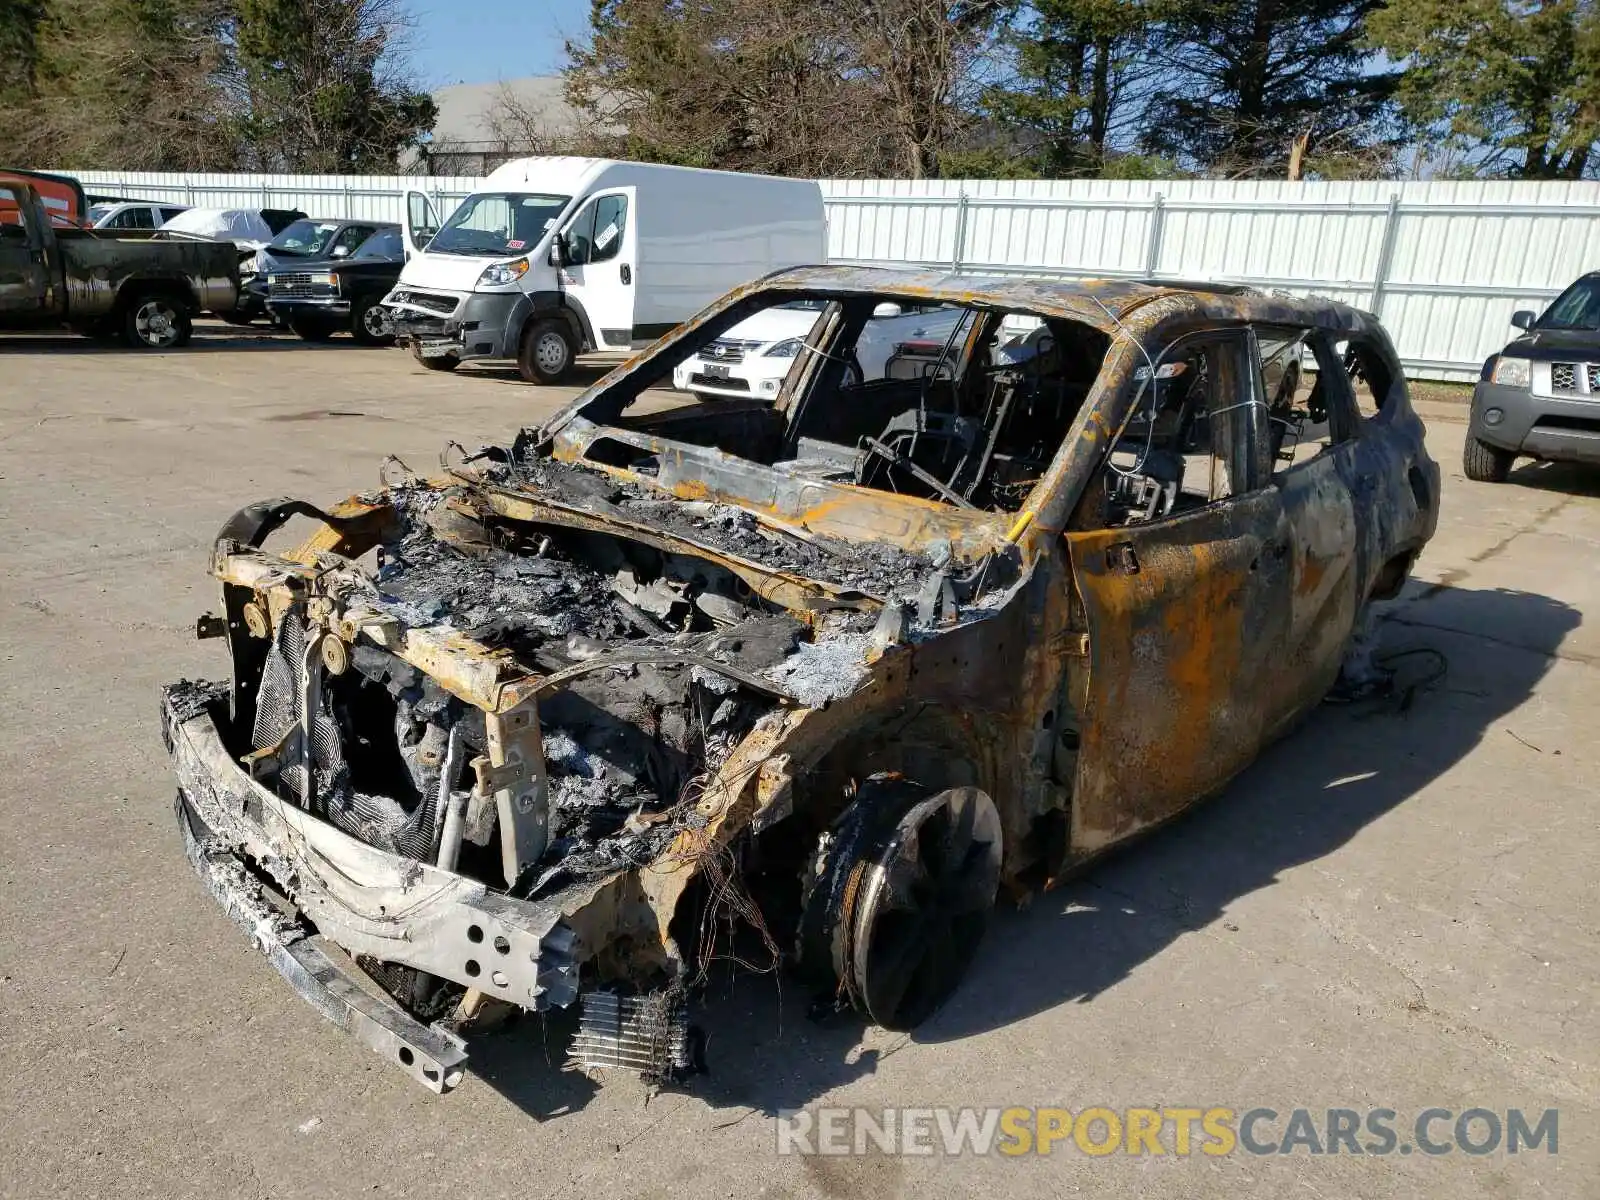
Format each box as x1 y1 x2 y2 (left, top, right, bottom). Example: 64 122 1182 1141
852 788 1002 1029
799 777 1002 1031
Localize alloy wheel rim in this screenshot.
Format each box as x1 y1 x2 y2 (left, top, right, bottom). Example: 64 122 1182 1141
136 300 179 347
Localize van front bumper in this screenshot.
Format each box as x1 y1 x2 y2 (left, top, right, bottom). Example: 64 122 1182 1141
388 291 529 361
160 682 582 1091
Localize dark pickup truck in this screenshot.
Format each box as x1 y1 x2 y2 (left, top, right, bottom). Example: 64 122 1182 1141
0 174 239 348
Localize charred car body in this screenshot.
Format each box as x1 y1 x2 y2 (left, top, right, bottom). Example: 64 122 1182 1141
162 267 1438 1092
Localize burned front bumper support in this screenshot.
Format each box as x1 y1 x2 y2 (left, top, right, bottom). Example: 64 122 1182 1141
176 790 470 1091
162 685 581 1091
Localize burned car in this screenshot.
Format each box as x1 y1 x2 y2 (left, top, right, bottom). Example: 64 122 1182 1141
162 267 1438 1092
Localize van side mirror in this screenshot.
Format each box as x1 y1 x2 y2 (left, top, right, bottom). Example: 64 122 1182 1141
548 234 566 267
331 244 350 258
1510 310 1535 331
872 302 903 318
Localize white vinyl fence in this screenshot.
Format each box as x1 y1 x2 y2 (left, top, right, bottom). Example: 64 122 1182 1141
71 170 1600 381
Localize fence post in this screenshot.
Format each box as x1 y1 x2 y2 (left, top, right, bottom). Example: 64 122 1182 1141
1143 193 1166 279
260 179 270 211
951 192 969 273
185 177 195 206
1369 193 1402 315
343 179 352 219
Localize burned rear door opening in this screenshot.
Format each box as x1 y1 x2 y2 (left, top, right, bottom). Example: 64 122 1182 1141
161 267 1439 1092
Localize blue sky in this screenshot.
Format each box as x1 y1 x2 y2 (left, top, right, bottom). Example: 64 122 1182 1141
409 0 592 87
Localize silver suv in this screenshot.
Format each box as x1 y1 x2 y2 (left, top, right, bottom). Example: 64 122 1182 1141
1467 273 1600 482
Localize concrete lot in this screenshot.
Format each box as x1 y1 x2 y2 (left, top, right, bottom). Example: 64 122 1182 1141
1 322 1595 1199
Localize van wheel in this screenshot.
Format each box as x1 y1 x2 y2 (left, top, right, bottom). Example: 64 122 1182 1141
412 344 459 371
122 292 193 349
797 776 1002 1031
1463 436 1514 483
518 318 576 384
351 297 394 346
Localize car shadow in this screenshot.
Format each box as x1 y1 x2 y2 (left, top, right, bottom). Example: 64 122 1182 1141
0 328 358 353
457 362 622 389
1505 458 1600 498
468 582 1577 1120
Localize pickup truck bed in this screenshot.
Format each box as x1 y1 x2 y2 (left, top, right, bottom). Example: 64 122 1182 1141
2 177 240 348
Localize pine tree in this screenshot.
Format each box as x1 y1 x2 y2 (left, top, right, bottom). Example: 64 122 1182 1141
982 0 1163 177
1371 0 1600 178
1139 0 1399 178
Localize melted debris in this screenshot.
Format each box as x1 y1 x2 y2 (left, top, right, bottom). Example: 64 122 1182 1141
483 454 935 597
165 678 230 724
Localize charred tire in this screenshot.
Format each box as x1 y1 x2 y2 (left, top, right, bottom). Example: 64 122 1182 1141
121 291 193 349
1463 435 1515 483
291 317 337 342
798 776 1002 1030
518 317 576 385
412 344 460 371
351 297 395 346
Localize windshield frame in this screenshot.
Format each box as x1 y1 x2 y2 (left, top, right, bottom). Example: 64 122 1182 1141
427 191 573 257
533 282 1123 544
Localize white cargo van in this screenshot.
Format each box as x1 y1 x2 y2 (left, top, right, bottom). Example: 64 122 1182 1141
385 157 826 384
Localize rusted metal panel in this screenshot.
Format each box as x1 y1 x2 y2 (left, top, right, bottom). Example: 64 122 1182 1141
1064 489 1288 854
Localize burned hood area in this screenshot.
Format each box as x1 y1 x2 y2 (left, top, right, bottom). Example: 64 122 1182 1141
349 459 962 898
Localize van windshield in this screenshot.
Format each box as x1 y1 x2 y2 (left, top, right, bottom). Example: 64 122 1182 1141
429 192 571 256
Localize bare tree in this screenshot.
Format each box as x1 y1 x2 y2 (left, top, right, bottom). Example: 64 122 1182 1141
563 0 1003 178
828 0 1009 178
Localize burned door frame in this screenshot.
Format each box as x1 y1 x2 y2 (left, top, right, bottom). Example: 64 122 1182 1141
1255 326 1364 734
1061 326 1290 857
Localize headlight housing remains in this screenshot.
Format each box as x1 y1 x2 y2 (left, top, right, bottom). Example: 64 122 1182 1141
764 338 805 358
1490 356 1531 388
477 257 530 287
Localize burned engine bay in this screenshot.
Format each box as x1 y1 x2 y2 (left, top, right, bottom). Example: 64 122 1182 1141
326 470 939 894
